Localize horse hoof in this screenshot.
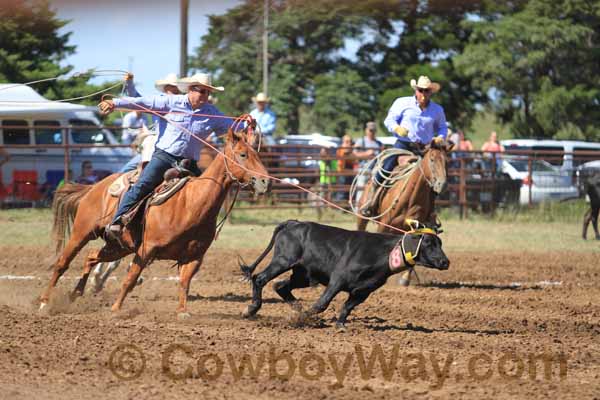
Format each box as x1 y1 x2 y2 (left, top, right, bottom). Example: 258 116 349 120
335 322 347 331
111 304 121 312
39 302 48 312
177 312 191 320
136 277 144 286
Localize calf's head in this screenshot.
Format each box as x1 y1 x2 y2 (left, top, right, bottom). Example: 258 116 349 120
403 233 449 270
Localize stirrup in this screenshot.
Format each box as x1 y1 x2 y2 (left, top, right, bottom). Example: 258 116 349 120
104 223 123 243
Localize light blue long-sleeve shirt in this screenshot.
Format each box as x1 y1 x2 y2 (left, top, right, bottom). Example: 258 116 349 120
124 80 161 129
383 96 448 146
124 80 141 97
250 107 277 136
113 95 235 159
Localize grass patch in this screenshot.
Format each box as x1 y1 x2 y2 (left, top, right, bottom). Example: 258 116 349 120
0 205 596 253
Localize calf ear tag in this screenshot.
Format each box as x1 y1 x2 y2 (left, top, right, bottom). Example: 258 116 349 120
389 243 404 271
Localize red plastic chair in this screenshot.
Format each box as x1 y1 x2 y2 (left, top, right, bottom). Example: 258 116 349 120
12 170 41 201
0 171 7 200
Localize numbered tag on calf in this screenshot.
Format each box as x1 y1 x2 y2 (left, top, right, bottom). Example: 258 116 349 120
388 242 405 272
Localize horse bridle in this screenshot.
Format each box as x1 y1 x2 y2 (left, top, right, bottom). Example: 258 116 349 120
223 139 252 189
418 148 446 190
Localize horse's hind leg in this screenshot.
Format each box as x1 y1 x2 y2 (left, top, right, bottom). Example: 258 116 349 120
177 259 202 318
89 259 122 294
73 247 130 299
39 233 91 309
111 255 145 312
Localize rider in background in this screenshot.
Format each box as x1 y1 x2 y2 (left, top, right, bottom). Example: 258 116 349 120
360 75 448 217
249 92 276 145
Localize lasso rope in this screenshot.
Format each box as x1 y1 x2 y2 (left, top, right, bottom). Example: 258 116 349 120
3 68 409 234
0 69 129 103
349 148 422 220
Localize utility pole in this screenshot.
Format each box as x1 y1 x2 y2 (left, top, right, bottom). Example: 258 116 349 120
262 0 269 95
180 0 189 78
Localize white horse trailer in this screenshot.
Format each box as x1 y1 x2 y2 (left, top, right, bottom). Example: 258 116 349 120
0 84 130 193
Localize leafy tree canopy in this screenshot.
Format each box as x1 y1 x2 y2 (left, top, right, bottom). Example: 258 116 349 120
456 0 600 140
0 0 121 106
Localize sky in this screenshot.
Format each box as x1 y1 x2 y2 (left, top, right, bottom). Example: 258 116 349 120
50 0 244 95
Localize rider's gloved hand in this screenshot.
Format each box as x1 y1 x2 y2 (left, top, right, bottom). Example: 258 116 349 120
98 100 115 115
124 72 134 81
432 136 444 145
394 126 409 137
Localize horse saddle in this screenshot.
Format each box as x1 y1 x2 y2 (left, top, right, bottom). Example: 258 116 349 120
108 169 140 197
118 160 199 227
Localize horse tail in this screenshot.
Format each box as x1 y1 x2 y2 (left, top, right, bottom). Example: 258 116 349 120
51 183 93 255
239 220 294 280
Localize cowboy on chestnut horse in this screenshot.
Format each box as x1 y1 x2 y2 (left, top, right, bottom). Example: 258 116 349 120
360 75 449 218
98 73 249 242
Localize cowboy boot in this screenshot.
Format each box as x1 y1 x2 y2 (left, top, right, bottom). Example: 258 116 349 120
361 184 387 218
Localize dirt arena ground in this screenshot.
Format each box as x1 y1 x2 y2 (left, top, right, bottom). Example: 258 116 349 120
0 240 598 400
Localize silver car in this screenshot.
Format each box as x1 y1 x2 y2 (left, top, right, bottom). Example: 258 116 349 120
501 156 579 205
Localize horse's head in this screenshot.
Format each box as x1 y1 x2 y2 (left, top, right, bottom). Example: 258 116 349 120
423 139 455 194
223 128 270 194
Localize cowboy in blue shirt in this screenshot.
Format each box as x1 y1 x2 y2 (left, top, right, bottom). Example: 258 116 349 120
361 76 448 217
98 73 238 240
249 92 276 143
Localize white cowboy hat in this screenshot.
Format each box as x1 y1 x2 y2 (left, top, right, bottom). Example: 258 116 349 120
252 92 270 103
177 73 224 93
410 75 441 93
154 73 179 92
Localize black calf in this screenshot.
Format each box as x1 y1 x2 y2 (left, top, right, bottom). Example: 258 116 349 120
240 220 449 328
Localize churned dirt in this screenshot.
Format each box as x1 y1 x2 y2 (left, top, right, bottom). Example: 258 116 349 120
0 244 598 399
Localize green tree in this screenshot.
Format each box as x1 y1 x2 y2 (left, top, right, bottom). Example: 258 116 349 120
355 0 494 132
191 1 369 135
456 0 600 140
0 0 120 105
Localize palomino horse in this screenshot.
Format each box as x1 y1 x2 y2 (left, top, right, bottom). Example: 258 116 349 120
356 140 453 283
39 128 269 318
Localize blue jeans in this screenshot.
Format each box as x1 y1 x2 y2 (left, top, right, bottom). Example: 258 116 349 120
111 148 199 224
119 154 142 173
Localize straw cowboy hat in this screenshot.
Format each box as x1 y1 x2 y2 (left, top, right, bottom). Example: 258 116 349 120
252 92 270 103
177 73 224 93
154 73 179 92
410 75 441 93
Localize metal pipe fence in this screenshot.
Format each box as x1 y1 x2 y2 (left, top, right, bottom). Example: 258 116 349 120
1 129 600 215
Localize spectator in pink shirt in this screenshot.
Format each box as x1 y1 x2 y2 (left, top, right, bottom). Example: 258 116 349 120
481 131 505 153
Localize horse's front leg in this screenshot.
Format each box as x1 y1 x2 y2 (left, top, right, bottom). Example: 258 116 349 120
176 259 202 319
111 255 145 312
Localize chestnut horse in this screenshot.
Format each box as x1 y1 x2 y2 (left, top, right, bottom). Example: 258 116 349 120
357 140 453 234
39 128 269 318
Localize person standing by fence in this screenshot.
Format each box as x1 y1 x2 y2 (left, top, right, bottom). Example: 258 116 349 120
353 121 383 202
336 134 355 201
